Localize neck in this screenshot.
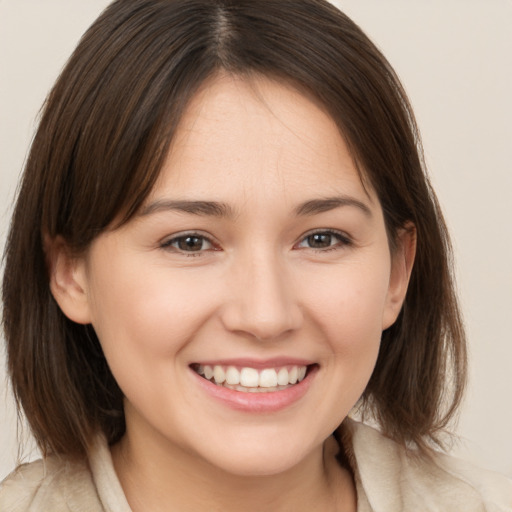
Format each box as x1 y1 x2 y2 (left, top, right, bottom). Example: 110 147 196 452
111 426 356 512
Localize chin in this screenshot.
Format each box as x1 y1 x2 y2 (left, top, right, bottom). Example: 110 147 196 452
193 429 322 478
208 451 306 478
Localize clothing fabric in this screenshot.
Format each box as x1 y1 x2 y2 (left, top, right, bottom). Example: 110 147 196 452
1 419 511 511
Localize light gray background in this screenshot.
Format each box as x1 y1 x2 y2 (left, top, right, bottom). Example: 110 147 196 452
1 0 511 480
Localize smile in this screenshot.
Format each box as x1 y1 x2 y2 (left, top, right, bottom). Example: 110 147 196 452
190 362 318 412
192 364 309 393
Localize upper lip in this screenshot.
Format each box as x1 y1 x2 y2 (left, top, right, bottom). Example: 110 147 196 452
190 357 315 369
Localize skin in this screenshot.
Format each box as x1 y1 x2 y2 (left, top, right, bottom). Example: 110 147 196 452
50 74 415 511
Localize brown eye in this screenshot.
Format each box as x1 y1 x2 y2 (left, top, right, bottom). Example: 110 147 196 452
306 233 333 249
296 230 351 251
161 233 214 253
177 236 205 251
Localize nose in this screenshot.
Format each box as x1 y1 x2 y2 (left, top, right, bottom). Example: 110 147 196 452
220 251 303 341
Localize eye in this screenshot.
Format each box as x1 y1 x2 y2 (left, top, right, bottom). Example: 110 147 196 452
161 233 215 254
295 230 351 251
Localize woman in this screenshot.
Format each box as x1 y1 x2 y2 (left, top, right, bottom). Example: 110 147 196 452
1 0 511 510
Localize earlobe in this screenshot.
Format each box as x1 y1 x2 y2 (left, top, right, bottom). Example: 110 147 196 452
382 224 417 330
46 236 92 325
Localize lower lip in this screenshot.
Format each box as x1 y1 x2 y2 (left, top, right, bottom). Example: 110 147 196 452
190 366 317 413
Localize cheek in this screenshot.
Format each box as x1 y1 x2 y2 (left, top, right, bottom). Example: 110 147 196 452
302 258 391 343
300 257 391 391
85 253 220 365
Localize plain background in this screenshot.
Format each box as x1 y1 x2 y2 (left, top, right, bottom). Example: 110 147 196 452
1 0 511 481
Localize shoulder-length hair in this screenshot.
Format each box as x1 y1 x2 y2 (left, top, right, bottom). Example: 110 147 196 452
2 0 466 458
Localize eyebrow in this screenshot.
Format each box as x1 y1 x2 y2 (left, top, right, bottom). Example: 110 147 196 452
139 195 372 219
295 196 372 217
139 200 235 218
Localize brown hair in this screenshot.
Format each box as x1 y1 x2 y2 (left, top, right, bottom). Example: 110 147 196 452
2 0 466 458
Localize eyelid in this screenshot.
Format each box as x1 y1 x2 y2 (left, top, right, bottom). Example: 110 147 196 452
294 228 352 250
160 231 219 253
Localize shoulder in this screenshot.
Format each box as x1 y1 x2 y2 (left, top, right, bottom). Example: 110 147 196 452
0 455 102 512
345 419 512 512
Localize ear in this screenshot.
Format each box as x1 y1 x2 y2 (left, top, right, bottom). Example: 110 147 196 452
45 235 92 324
382 224 416 330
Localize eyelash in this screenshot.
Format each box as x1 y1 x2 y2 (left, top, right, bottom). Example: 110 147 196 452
160 229 352 256
295 229 352 252
160 232 217 257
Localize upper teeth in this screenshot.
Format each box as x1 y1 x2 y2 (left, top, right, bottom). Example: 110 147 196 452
196 365 308 388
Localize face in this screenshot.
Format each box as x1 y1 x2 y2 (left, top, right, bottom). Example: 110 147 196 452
55 74 411 477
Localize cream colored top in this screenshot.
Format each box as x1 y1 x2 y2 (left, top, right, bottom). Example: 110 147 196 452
1 420 511 511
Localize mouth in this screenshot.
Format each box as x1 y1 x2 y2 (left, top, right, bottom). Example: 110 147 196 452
190 363 315 393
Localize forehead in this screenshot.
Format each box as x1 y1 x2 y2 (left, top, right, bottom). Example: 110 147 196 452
147 73 377 210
